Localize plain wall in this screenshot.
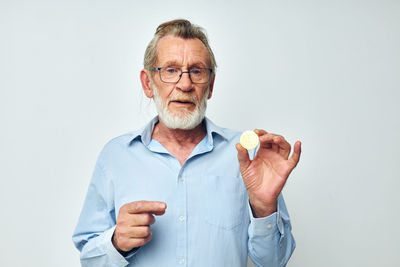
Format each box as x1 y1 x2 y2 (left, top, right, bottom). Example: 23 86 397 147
1 0 399 266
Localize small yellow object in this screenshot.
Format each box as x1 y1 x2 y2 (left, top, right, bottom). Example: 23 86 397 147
240 130 259 150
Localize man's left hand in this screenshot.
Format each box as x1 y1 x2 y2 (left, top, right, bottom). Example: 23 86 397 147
236 129 301 218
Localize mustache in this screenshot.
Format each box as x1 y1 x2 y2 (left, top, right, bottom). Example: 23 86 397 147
168 94 198 104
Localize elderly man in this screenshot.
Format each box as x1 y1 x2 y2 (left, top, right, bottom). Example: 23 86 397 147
73 19 301 267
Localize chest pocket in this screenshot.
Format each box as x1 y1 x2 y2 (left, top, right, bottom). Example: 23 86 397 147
203 175 247 230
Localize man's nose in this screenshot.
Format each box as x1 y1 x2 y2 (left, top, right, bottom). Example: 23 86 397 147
176 71 193 91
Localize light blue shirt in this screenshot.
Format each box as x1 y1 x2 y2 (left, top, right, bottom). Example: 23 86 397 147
73 117 295 267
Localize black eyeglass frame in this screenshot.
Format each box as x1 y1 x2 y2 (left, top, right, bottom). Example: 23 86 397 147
151 67 213 84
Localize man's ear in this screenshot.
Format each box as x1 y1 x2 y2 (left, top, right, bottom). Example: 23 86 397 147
140 69 154 98
207 75 215 99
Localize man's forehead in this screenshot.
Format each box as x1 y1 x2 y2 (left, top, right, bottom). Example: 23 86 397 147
155 35 210 66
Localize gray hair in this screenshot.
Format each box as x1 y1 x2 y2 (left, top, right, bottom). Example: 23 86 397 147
143 19 217 75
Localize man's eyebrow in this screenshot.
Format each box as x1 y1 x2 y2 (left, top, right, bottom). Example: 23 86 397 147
163 61 180 67
161 61 208 68
190 63 207 68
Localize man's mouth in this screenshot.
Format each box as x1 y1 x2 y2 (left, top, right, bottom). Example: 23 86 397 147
171 100 194 104
169 97 196 105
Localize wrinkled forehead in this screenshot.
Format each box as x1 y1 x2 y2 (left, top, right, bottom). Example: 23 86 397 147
155 35 211 67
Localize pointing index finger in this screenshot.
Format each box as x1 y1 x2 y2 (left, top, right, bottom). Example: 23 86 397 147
126 201 167 215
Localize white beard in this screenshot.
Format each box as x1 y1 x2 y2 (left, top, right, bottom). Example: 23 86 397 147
152 83 209 130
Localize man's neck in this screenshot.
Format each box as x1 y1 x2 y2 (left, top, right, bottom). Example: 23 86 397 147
151 118 207 165
152 118 206 146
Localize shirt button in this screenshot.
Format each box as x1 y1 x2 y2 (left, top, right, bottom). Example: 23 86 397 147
179 215 185 221
179 176 184 182
267 224 272 229
179 258 185 264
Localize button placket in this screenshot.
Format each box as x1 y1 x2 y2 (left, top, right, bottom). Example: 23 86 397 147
176 170 187 265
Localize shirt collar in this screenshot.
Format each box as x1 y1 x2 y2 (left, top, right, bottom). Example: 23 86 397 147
126 116 228 147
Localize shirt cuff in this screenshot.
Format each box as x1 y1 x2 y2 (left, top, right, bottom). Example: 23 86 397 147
248 201 284 237
101 226 139 266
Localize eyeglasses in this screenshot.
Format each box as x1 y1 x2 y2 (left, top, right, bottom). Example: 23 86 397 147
151 67 212 84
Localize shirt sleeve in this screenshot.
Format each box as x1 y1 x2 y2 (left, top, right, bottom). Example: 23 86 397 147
72 156 139 267
247 193 296 267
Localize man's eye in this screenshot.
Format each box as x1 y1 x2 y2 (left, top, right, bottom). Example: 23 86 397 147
165 68 178 73
190 69 201 75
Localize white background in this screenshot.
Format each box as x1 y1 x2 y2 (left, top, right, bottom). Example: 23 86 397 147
1 0 399 266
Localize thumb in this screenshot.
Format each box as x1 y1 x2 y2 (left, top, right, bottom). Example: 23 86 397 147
236 143 251 171
288 141 301 168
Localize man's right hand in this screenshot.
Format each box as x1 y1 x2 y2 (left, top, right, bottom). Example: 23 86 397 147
112 200 167 252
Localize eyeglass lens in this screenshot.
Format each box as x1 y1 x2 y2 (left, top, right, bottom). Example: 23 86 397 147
160 67 210 83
